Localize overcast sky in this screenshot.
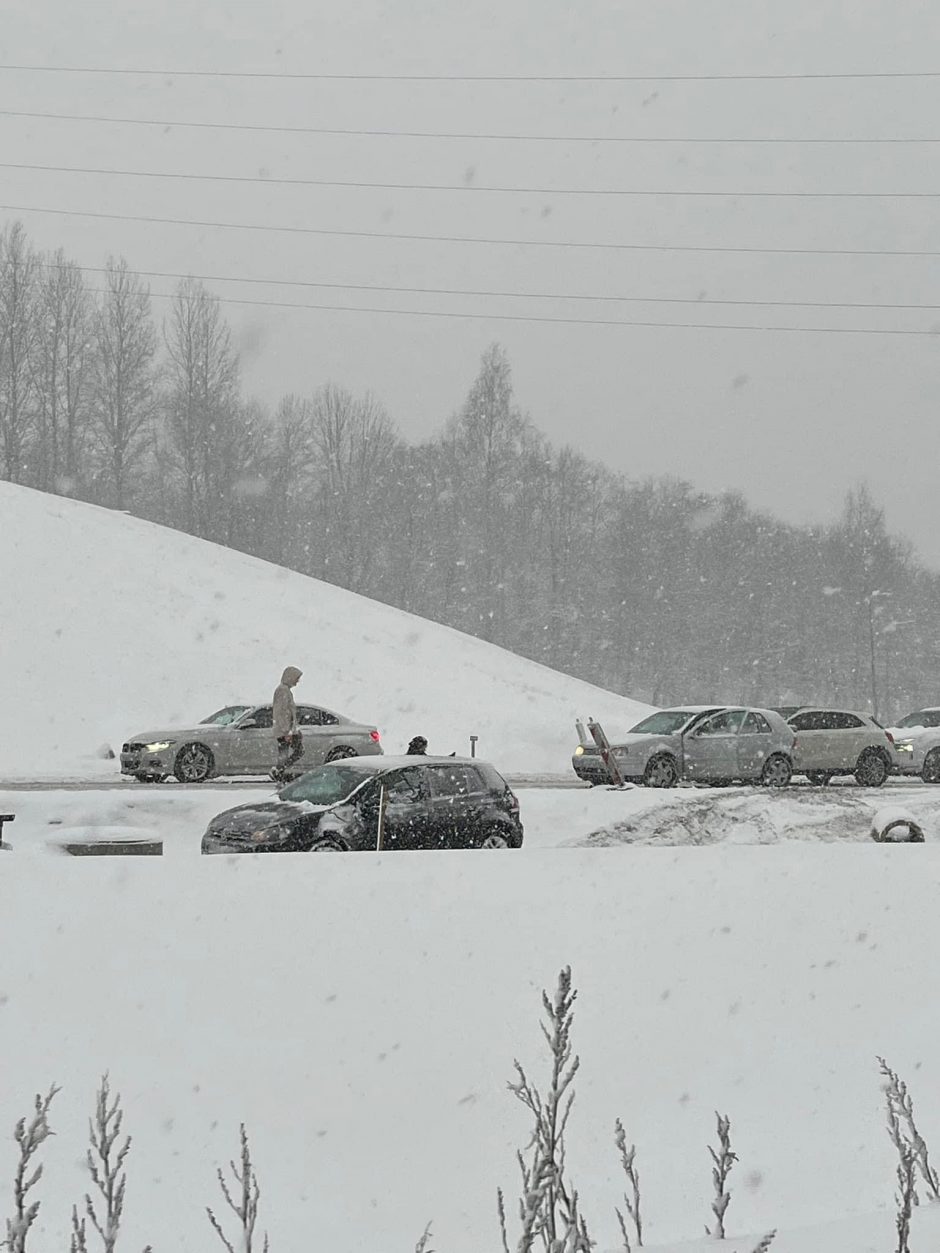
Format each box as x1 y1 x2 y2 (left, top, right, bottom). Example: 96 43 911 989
6 0 940 562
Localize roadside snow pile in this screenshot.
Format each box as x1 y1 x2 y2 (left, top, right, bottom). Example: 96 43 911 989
580 783 940 846
870 805 926 842
0 483 652 776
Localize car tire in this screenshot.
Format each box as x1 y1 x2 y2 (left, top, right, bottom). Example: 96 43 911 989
855 749 888 788
922 749 940 784
325 746 357 763
173 743 214 783
480 829 511 849
309 835 347 852
760 754 792 787
644 754 679 788
804 771 830 786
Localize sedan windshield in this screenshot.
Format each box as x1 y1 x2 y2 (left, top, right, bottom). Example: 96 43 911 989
280 765 374 806
201 706 253 726
895 710 940 729
628 711 700 736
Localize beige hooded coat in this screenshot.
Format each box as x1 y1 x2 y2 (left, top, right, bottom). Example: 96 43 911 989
272 666 302 738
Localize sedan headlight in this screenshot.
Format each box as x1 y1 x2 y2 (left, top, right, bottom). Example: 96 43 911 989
895 741 914 754
144 740 175 753
574 745 585 757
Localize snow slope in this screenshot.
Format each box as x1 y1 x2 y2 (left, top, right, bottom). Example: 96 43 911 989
0 483 652 776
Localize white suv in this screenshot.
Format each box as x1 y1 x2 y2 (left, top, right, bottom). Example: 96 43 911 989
887 708 940 782
787 708 898 786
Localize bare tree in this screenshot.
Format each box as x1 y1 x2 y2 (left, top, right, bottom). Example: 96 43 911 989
0 222 40 483
92 258 156 507
163 277 240 538
706 1112 737 1238
31 249 95 491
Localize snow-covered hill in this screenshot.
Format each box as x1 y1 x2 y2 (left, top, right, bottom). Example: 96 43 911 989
0 483 652 776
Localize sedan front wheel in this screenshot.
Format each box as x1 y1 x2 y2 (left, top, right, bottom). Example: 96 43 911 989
173 743 214 784
644 754 679 788
922 749 940 784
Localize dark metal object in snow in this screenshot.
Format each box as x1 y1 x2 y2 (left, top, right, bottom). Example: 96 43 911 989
470 735 478 758
586 719 625 787
0 813 13 849
62 837 162 856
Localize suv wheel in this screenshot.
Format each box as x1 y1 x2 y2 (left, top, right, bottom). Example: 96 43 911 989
325 746 357 763
923 748 940 784
855 749 888 787
644 754 679 788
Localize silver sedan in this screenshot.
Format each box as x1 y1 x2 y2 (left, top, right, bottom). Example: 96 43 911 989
121 703 383 783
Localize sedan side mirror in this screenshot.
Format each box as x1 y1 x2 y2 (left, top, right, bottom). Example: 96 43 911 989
239 718 259 729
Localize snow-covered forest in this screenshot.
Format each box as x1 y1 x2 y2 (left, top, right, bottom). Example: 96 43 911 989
1 219 936 719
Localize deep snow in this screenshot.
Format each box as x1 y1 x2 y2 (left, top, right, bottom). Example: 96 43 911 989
0 483 652 778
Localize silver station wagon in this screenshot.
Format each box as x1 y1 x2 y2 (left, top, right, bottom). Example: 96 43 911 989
121 702 383 783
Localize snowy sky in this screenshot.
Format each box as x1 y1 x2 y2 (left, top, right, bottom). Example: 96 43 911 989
6 0 940 561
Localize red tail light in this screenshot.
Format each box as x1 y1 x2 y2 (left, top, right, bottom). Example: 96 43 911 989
370 730 381 742
885 731 895 744
508 791 520 812
792 736 799 749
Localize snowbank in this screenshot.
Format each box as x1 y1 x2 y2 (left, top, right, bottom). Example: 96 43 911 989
0 483 652 776
0 835 936 1250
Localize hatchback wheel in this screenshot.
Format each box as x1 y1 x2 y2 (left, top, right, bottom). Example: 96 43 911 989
325 746 357 763
644 754 679 788
173 743 214 783
855 749 888 788
760 754 792 787
309 836 346 852
923 749 940 784
480 830 510 849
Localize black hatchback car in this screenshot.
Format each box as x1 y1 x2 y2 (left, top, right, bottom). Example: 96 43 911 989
201 756 524 854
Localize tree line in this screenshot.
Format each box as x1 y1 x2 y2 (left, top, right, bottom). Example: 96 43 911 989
2 219 937 723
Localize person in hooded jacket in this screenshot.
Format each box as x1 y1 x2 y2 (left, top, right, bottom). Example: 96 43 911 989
406 735 428 755
272 665 303 782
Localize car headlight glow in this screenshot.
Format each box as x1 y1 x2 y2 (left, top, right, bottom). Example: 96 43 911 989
144 740 174 753
574 745 585 756
251 824 292 844
895 742 914 753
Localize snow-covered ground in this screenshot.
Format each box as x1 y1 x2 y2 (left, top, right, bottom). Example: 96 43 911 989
4 482 940 1252
0 482 652 778
0 790 938 1250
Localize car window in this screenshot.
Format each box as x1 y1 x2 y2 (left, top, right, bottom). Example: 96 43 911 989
200 705 252 726
428 765 479 798
697 709 746 736
896 710 940 729
741 712 772 735
833 712 864 729
280 765 371 805
383 768 428 803
242 706 273 729
630 711 701 735
789 711 829 732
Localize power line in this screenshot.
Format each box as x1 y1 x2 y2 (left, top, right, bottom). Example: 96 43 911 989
3 63 940 81
8 201 940 258
82 283 940 335
6 160 940 197
2 106 938 144
36 257 940 312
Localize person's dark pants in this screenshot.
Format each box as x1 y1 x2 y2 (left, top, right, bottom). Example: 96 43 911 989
275 732 304 779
